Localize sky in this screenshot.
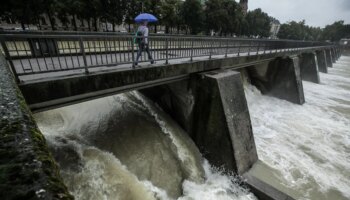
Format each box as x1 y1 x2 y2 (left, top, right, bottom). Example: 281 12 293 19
242 0 350 28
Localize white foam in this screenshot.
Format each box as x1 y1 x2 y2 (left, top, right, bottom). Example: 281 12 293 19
245 56 350 199
179 160 257 200
35 91 256 200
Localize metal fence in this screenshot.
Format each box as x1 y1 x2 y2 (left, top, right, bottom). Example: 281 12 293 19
0 34 333 82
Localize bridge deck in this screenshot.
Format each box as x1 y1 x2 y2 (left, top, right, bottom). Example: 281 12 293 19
18 49 282 83
1 34 332 84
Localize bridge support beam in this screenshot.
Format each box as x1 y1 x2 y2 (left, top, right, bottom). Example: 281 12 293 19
300 53 320 83
325 49 333 68
316 50 328 73
337 48 341 59
192 70 258 174
248 56 305 105
141 70 258 175
331 48 337 62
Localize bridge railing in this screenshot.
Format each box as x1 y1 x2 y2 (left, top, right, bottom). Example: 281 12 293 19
0 34 333 82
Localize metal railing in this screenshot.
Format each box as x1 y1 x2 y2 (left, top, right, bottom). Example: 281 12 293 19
0 33 334 82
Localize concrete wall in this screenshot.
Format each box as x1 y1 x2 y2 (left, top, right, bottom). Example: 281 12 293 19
0 54 72 199
247 56 305 105
325 49 333 68
299 53 320 83
316 50 328 73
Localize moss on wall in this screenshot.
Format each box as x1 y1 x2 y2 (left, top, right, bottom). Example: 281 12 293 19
0 53 73 199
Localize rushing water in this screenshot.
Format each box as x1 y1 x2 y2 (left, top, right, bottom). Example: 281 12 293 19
35 92 256 200
245 56 350 200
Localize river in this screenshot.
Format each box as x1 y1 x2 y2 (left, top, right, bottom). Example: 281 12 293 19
34 91 256 200
245 56 350 200
34 56 350 200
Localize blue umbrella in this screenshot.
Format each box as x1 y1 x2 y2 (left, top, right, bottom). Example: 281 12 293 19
135 13 158 23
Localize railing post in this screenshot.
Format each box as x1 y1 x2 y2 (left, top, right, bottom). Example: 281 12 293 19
248 41 251 56
209 39 213 59
131 37 135 68
0 37 20 83
190 39 194 62
238 41 241 57
79 37 89 74
256 41 260 55
263 42 267 55
225 39 229 58
165 38 169 64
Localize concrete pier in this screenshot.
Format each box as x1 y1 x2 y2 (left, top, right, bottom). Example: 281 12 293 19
300 53 320 83
248 56 305 105
331 48 337 62
316 50 328 73
325 49 333 67
142 70 258 175
192 70 258 174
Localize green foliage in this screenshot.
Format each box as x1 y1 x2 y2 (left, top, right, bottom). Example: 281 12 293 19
181 0 204 34
1 0 348 40
321 21 350 42
160 0 182 33
278 20 322 41
244 8 271 38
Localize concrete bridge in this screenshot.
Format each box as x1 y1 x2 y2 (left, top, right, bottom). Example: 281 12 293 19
0 33 343 199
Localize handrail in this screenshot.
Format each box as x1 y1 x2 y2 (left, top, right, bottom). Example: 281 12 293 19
0 33 336 83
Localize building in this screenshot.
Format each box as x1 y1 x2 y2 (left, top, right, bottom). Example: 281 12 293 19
270 19 281 39
240 0 248 15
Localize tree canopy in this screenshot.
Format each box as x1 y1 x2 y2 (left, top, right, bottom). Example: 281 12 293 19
1 0 348 41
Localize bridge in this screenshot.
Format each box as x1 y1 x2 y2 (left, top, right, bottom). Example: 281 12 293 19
0 33 341 111
0 33 343 200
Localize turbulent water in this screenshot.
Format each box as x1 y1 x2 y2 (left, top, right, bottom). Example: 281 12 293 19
35 92 256 200
245 56 350 200
34 56 350 200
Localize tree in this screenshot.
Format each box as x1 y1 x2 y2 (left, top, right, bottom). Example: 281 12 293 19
205 0 228 35
245 8 271 38
321 21 350 42
125 0 143 32
3 0 44 30
277 20 323 41
160 0 182 34
181 0 204 34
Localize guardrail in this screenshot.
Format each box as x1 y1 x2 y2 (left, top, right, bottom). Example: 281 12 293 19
0 34 333 82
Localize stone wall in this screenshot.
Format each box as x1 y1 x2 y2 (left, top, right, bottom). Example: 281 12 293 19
0 54 72 199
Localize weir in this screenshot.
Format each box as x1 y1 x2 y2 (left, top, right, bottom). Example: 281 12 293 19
0 34 343 200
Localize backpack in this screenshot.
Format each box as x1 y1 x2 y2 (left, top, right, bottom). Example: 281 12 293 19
134 31 144 44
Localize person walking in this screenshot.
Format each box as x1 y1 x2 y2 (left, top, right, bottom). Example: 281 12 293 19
134 21 154 66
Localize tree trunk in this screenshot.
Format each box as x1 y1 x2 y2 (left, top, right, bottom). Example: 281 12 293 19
47 11 56 30
112 20 115 32
72 15 78 31
105 21 108 32
128 23 131 32
165 26 169 34
94 17 98 31
154 25 157 33
36 16 42 30
88 19 92 31
21 21 26 30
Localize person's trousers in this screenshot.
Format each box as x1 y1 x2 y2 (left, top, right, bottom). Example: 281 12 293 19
135 43 153 63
